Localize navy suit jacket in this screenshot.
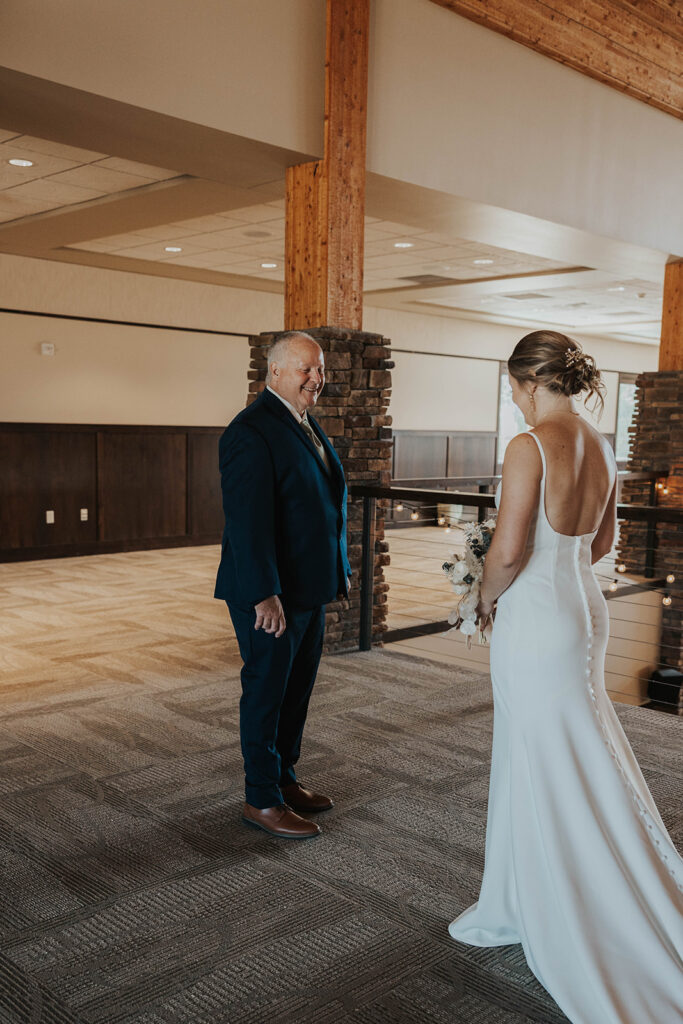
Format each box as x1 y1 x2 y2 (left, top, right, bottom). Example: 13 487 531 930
214 388 352 609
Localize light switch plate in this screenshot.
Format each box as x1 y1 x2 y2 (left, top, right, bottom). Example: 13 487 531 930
45 510 55 524
80 508 88 521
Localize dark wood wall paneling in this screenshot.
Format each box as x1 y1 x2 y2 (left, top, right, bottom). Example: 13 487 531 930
0 424 224 562
391 430 497 525
393 430 497 481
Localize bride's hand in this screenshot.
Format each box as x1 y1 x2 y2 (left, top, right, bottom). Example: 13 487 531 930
476 599 495 628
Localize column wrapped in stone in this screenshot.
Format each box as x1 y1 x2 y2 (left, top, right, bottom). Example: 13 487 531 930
617 370 683 672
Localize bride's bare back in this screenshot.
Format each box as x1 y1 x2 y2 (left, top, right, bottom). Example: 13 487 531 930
534 414 615 537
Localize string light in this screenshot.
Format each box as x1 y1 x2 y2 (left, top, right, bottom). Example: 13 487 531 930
662 595 672 607
666 573 675 584
656 482 664 490
395 503 403 512
609 580 618 592
437 516 446 526
410 511 419 521
616 564 626 573
662 487 669 495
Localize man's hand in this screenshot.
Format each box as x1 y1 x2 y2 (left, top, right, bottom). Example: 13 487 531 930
254 595 286 637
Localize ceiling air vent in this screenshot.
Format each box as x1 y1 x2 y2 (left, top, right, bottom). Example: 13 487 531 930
504 292 551 300
399 274 456 285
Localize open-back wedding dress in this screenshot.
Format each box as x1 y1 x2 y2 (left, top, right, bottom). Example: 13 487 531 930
448 431 683 1023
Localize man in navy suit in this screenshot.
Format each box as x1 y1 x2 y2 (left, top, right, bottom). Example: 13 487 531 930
215 331 351 839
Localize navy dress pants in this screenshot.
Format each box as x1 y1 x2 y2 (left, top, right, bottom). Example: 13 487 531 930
227 600 325 809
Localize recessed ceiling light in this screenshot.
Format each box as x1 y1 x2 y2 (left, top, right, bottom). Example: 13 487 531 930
393 241 414 249
261 261 278 269
473 258 494 265
608 285 625 292
8 158 33 167
164 246 183 253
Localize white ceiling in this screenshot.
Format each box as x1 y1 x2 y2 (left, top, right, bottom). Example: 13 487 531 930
0 127 664 344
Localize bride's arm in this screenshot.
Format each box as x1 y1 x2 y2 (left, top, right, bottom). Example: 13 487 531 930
591 478 617 564
478 434 542 613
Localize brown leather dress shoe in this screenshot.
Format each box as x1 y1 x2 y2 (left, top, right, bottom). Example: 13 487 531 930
280 783 334 813
242 802 321 839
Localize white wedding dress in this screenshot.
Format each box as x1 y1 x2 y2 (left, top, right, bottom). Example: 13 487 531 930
448 431 683 1023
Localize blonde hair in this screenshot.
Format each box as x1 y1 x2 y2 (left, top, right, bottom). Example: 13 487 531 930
508 330 605 417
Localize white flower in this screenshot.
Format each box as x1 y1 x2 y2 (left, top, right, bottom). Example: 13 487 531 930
447 609 460 625
460 619 477 636
450 559 467 582
452 583 469 595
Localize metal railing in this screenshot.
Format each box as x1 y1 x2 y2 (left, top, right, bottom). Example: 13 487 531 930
351 479 683 711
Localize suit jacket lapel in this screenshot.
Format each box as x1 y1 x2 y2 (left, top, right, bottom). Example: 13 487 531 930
308 414 345 497
261 389 341 494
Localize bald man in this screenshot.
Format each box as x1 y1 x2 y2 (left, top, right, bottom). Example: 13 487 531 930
215 332 351 838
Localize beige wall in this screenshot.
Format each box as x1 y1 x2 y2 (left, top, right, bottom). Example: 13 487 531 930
0 312 250 426
0 254 657 429
369 0 683 256
365 303 656 433
0 0 325 156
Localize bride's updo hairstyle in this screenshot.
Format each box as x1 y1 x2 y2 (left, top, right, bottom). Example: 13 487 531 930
507 330 605 417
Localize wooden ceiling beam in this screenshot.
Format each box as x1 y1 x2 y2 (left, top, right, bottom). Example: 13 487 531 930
659 261 683 371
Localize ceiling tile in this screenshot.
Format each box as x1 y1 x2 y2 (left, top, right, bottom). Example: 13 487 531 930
94 157 178 179
170 251 241 268
166 214 243 234
5 179 104 205
10 135 106 163
219 204 285 224
128 222 221 241
0 192 59 218
48 165 166 193
68 232 158 251
111 240 210 260
224 241 285 259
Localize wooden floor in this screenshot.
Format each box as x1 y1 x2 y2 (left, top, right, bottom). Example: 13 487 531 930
0 534 663 709
0 546 240 708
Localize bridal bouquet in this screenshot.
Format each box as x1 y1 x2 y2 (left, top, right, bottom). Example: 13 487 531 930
442 518 496 645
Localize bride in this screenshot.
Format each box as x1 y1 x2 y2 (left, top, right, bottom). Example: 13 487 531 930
448 331 683 1023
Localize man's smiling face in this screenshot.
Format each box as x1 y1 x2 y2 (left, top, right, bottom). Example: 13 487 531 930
269 338 325 415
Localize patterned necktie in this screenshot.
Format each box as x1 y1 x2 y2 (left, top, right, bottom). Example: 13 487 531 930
301 418 330 472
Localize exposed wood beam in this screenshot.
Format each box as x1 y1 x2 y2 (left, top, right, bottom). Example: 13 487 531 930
659 261 683 371
429 0 683 120
285 0 369 330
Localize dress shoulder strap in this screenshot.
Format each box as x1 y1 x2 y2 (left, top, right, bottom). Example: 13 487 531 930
527 430 547 476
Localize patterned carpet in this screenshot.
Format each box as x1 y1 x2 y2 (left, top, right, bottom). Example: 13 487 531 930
0 551 681 1023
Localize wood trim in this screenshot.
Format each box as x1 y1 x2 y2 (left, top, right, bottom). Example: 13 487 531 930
324 0 369 329
0 534 221 563
0 307 249 338
285 160 328 329
0 422 225 434
284 0 369 330
429 0 683 120
659 261 683 371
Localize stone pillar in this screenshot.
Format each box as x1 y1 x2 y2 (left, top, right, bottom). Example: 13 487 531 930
248 327 393 652
618 371 683 670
